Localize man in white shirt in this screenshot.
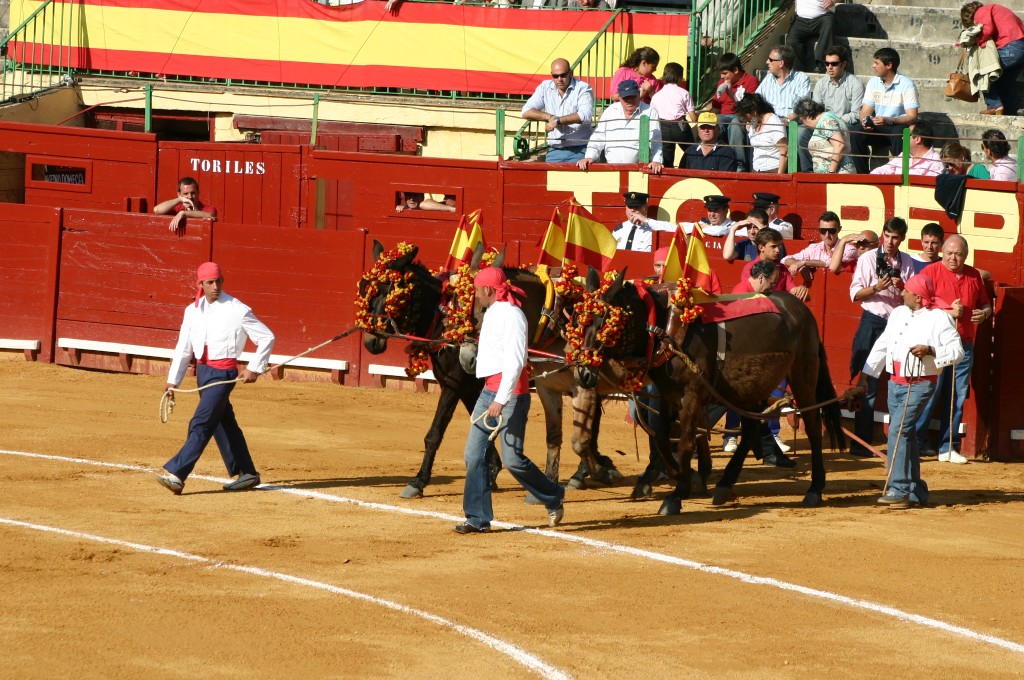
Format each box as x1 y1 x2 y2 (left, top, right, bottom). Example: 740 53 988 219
454 267 565 534
578 79 663 174
860 274 963 508
869 120 942 177
682 194 734 237
612 191 677 252
521 58 595 163
157 262 275 494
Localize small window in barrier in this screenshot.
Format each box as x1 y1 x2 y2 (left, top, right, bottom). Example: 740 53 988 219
26 156 93 193
394 189 458 215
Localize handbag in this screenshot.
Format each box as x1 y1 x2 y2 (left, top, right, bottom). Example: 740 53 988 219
945 50 979 102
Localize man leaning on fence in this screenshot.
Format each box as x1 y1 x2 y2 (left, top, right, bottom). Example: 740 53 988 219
577 79 663 174
521 58 595 163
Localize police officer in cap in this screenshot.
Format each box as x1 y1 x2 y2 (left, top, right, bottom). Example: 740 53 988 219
752 192 793 239
613 191 677 252
682 194 734 237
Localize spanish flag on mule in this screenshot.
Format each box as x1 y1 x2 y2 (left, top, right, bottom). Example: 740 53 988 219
659 224 720 299
535 206 566 267
563 199 616 272
445 209 486 270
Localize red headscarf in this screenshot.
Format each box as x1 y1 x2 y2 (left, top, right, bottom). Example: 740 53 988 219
473 267 525 307
904 274 950 310
195 261 222 306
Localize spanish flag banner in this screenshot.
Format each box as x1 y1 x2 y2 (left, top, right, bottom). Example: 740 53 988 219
564 200 616 272
658 225 688 284
445 209 485 270
680 223 719 300
536 206 566 267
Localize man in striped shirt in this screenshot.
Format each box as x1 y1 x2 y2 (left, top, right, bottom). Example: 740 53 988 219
850 47 919 173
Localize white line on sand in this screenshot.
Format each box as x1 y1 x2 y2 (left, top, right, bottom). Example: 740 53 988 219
3 448 1024 657
0 515 570 680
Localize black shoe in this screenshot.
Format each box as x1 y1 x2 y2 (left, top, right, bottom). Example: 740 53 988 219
453 521 490 534
762 452 796 468
849 446 874 458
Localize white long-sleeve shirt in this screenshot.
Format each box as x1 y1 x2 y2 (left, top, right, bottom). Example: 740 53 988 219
584 101 663 164
167 292 275 387
475 300 528 405
862 305 963 380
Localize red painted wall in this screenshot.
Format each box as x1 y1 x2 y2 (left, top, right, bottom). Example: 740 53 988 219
0 204 61 361
3 129 1022 457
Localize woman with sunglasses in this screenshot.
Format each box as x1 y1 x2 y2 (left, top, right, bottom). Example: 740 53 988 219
939 140 989 179
793 98 855 174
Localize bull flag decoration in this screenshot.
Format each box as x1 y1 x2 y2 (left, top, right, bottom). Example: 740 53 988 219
563 199 616 272
445 209 485 270
536 206 566 267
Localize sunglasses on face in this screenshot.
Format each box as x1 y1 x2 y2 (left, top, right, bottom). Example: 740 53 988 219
767 56 783 62
824 61 842 67
819 228 838 234
698 124 716 130
551 72 570 79
856 240 878 247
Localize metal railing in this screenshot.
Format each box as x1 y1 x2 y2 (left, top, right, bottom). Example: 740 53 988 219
688 0 787 104
0 0 77 104
511 9 630 160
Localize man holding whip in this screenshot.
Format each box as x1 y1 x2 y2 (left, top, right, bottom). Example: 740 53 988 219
157 262 275 495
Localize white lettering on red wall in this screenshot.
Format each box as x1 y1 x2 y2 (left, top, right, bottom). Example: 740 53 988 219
189 158 266 175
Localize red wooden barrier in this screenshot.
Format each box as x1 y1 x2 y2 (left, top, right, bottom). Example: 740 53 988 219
157 142 304 228
0 204 61 361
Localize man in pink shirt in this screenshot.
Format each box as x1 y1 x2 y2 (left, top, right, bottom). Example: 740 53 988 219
847 216 916 456
870 120 943 176
782 211 856 279
913 234 992 462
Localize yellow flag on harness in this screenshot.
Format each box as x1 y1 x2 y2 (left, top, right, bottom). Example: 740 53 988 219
536 206 566 267
563 199 616 272
445 209 485 270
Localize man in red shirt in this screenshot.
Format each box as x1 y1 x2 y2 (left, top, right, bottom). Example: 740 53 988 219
732 258 779 294
710 53 760 172
738 228 810 301
913 234 992 462
154 176 218 232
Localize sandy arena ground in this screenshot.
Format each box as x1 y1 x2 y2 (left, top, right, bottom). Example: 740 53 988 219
1 353 1023 679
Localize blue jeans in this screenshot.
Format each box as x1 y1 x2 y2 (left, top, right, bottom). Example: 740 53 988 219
462 390 563 529
886 379 934 504
915 342 973 454
716 113 749 171
984 39 1024 112
545 146 586 163
164 364 257 480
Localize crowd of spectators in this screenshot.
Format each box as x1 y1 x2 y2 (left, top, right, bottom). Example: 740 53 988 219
519 0 1021 179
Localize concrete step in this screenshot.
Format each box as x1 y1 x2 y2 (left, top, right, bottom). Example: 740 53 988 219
806 72 995 116
845 37 968 80
859 0 980 8
835 4 966 42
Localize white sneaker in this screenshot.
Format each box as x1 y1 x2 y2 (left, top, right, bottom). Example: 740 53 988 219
723 437 738 453
937 452 951 462
773 435 791 453
948 451 968 465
